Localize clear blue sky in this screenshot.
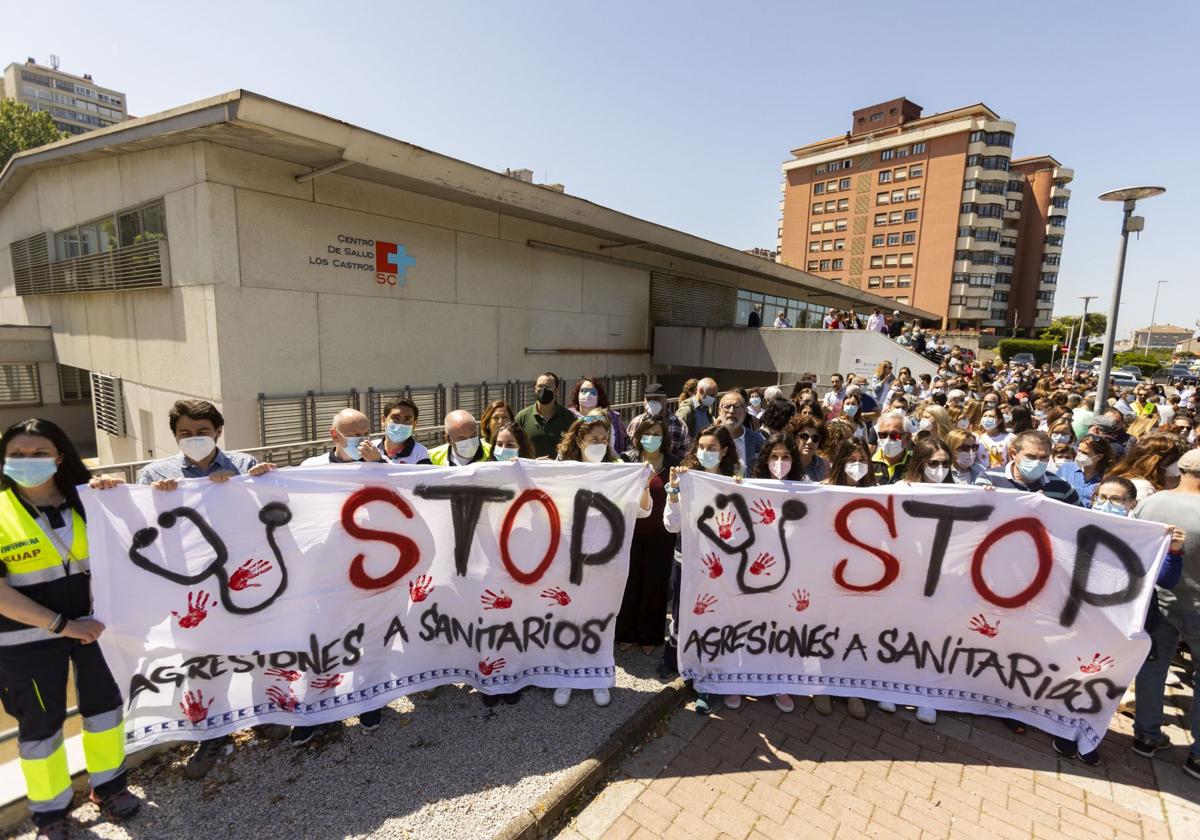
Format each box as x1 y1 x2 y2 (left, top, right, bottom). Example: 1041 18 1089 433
4 0 1196 338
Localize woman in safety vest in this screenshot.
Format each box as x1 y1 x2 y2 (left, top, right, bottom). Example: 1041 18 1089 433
0 419 140 838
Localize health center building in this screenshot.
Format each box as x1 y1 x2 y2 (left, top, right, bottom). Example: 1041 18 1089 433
0 90 935 465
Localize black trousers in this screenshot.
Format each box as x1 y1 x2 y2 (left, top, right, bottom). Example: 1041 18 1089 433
0 638 127 824
615 531 675 646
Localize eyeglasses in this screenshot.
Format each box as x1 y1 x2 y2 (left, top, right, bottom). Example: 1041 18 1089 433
1093 494 1132 506
956 444 976 452
794 432 820 443
928 459 951 467
878 431 904 441
579 388 598 396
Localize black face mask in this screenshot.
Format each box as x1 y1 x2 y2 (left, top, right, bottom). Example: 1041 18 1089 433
536 386 555 405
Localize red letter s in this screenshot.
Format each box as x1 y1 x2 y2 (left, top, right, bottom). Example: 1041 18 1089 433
833 497 900 592
341 486 420 590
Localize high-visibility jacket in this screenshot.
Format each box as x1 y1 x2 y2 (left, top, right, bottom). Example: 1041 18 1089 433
428 441 492 466
0 488 90 646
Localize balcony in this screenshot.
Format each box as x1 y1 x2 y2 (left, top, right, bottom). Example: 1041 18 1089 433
13 240 171 297
1053 167 1074 184
1051 185 1071 200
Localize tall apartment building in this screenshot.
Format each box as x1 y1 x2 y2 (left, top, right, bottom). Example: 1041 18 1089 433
0 58 127 136
778 98 1072 333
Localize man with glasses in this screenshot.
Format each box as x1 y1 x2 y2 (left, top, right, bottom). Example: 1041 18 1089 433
870 411 912 485
1131 448 1200 781
717 391 763 474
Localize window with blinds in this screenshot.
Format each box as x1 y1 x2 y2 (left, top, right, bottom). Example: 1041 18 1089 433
0 364 42 407
90 372 127 437
57 364 91 403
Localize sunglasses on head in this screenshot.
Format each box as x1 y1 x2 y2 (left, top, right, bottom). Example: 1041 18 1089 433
579 415 607 424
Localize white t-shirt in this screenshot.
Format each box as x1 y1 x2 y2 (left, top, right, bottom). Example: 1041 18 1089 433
977 432 1012 469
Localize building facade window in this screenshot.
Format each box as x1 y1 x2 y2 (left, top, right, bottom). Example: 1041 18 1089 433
874 213 887 226
870 255 883 268
1040 272 1058 284
897 275 912 287
911 143 925 154
809 222 822 233
834 219 847 231
868 276 881 287
819 260 831 271
965 154 1010 171
968 130 1014 147
881 150 894 161
831 258 844 270
812 202 823 214
907 187 920 200
877 192 890 205
1044 254 1061 265
878 170 892 183
903 209 918 222
813 183 825 195
833 238 845 250
839 178 851 190
1048 215 1067 228
909 164 923 177
1045 235 1064 246
872 235 884 246
902 231 916 244
837 198 849 211
887 233 900 246
0 364 42 407
889 211 902 224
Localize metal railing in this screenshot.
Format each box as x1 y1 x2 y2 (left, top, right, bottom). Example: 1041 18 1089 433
15 239 170 296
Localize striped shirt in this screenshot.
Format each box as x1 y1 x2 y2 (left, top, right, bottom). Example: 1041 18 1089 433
984 465 1082 506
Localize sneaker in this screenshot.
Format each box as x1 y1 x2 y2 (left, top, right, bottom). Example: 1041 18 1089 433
812 695 833 715
846 697 867 720
1132 733 1172 758
288 725 320 747
184 735 232 780
694 693 713 715
553 687 572 708
773 694 794 713
1185 754 1200 780
656 649 678 680
916 707 937 725
1052 737 1078 759
1080 749 1102 767
724 694 743 710
877 701 897 713
358 709 382 732
89 787 140 821
592 688 611 707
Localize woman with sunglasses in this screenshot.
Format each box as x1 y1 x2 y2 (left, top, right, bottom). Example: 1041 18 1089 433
663 425 740 715
783 417 829 482
944 428 991 486
876 438 954 725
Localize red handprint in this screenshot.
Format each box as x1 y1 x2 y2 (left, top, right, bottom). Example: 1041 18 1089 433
408 575 433 603
311 674 344 692
541 587 571 606
701 553 724 579
481 589 513 610
693 593 717 615
792 589 810 612
229 559 272 591
171 590 211 629
968 614 1000 638
179 690 213 724
749 553 776 575
478 657 507 676
265 667 301 683
1077 653 1114 673
750 499 776 525
716 511 739 540
266 685 300 712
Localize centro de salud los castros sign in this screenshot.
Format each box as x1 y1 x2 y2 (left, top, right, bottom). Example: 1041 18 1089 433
309 234 417 287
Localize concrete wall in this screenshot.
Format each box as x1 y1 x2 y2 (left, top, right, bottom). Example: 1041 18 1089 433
652 327 937 382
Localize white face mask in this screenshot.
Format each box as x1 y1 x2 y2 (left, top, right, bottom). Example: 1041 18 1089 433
955 451 975 468
844 461 868 482
179 435 217 462
582 443 608 463
645 400 663 416
924 465 949 483
957 419 970 429
918 418 934 431
880 437 905 458
768 457 792 479
579 392 599 410
1074 453 1095 468
454 436 480 459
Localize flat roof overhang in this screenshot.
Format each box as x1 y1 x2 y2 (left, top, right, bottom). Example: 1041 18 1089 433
0 90 940 323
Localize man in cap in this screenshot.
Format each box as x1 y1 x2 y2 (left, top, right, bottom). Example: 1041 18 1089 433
627 383 691 459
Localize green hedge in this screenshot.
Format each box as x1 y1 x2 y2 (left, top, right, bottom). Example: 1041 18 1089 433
1113 352 1165 377
997 339 1059 365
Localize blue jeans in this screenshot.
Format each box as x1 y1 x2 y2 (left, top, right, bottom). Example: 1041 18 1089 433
1134 602 1200 757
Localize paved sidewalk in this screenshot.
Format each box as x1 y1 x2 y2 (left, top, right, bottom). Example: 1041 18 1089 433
559 684 1200 840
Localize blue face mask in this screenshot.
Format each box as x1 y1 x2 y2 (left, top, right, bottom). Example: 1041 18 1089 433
1017 457 1048 482
385 422 413 444
641 434 663 453
697 449 721 470
3 457 59 488
1092 500 1130 517
493 445 519 462
342 435 366 461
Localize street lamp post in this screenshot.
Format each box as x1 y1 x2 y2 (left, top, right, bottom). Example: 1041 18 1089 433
1073 295 1097 374
1094 186 1166 415
1143 280 1168 352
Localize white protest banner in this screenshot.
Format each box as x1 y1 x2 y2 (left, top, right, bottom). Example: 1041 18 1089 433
676 471 1173 751
83 461 646 751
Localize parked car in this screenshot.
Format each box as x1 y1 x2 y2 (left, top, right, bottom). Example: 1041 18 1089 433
1109 371 1141 388
1118 365 1145 378
1151 366 1200 386
1010 353 1036 366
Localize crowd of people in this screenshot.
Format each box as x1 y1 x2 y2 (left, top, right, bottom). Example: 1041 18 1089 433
0 355 1198 837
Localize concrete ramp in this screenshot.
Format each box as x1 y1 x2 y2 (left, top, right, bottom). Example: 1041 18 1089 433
652 326 938 382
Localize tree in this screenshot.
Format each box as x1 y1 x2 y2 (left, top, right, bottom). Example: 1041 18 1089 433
0 100 67 170
1037 313 1108 345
